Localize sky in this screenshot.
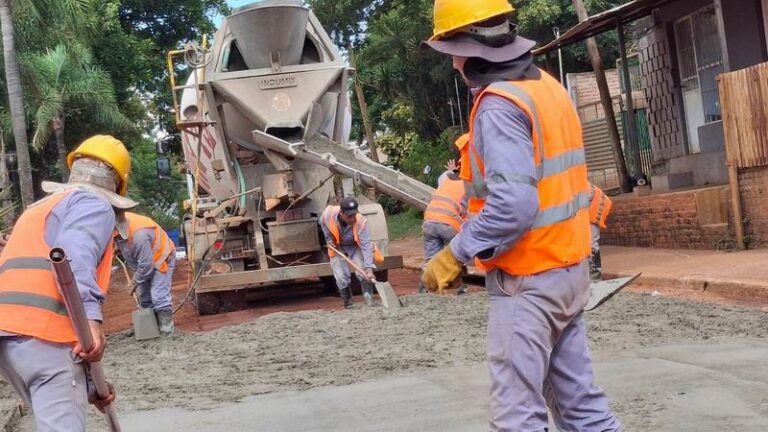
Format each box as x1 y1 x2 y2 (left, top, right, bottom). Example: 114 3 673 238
216 0 261 26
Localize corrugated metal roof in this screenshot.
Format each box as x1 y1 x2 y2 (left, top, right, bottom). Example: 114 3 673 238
534 0 679 56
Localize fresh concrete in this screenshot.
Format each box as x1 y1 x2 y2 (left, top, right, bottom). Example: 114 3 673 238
120 338 768 432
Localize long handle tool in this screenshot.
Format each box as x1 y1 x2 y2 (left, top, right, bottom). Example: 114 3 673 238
50 248 121 432
327 244 401 308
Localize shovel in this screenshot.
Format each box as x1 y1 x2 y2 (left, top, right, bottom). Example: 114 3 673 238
585 273 641 311
115 256 160 340
327 245 402 309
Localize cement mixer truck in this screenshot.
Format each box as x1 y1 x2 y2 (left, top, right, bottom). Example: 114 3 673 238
166 0 435 314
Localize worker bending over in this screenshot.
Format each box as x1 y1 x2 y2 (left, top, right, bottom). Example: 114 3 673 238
115 212 176 336
0 135 134 431
321 197 380 308
589 183 613 281
422 1 621 430
420 136 468 294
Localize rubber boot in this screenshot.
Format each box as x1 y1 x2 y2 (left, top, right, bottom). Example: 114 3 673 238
417 280 428 294
590 250 603 282
340 287 353 309
362 282 374 306
156 310 175 336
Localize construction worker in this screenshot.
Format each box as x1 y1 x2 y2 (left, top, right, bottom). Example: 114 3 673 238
321 197 381 308
419 135 468 294
0 135 135 431
422 1 621 431
115 212 176 336
589 183 613 281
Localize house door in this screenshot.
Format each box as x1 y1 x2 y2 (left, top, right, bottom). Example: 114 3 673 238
674 7 724 154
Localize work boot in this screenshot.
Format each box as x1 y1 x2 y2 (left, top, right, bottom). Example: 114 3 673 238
340 287 353 309
156 310 175 336
362 282 374 306
417 280 428 294
590 251 603 282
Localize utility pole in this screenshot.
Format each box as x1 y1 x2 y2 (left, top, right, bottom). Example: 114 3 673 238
348 46 380 163
572 0 632 192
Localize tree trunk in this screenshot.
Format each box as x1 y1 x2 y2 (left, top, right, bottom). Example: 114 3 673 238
572 0 632 193
349 46 380 163
53 111 69 181
0 0 34 207
0 131 15 227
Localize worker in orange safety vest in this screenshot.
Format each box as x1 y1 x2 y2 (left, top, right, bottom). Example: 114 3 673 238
421 0 621 430
320 197 383 308
419 134 469 294
588 183 613 281
0 135 135 431
115 212 177 335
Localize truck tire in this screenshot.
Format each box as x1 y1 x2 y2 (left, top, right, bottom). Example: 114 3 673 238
195 292 222 315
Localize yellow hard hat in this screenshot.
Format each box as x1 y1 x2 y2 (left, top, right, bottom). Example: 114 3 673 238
430 0 515 41
67 135 131 196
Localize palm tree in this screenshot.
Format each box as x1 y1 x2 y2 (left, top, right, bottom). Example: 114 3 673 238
24 43 131 180
0 0 95 206
0 0 34 207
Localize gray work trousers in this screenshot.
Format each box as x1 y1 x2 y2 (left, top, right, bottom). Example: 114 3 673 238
329 248 367 290
137 256 175 312
590 224 600 256
0 337 88 432
486 260 621 431
422 221 458 261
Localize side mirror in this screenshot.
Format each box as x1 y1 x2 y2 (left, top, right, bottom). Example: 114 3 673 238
156 156 172 179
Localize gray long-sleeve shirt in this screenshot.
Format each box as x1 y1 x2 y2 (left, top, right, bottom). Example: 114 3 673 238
115 228 157 286
44 190 116 321
450 94 539 264
321 214 375 270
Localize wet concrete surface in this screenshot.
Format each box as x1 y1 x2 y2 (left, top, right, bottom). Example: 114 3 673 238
119 339 768 432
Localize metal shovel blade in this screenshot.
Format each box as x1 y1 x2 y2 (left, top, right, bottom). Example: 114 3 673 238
133 308 161 341
585 274 641 312
374 281 402 309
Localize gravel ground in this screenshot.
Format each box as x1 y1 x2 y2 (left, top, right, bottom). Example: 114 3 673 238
4 291 768 430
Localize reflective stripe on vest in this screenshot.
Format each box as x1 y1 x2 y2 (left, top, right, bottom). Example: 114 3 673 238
0 191 114 344
0 292 68 316
462 71 591 276
464 81 589 229
424 178 465 231
589 184 612 229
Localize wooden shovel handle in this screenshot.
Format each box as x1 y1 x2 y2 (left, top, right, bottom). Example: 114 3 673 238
327 244 375 282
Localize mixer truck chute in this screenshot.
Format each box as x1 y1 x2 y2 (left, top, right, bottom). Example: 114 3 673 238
166 0 435 314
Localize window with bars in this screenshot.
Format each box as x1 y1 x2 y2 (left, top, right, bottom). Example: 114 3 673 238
674 7 724 124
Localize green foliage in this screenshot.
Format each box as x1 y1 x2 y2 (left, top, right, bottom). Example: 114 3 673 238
127 137 185 230
400 128 461 187
377 132 417 168
22 43 132 150
386 207 423 240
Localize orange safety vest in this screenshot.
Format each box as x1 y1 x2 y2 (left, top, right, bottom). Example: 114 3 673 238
0 192 114 344
424 176 465 232
125 212 175 273
589 184 613 229
460 71 591 276
321 206 384 263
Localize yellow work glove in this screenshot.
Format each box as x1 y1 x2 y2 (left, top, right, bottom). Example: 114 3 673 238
421 247 463 295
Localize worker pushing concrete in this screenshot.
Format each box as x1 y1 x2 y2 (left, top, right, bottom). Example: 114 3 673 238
588 183 613 281
0 135 134 431
321 197 382 308
115 212 177 336
419 134 468 294
421 0 622 430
